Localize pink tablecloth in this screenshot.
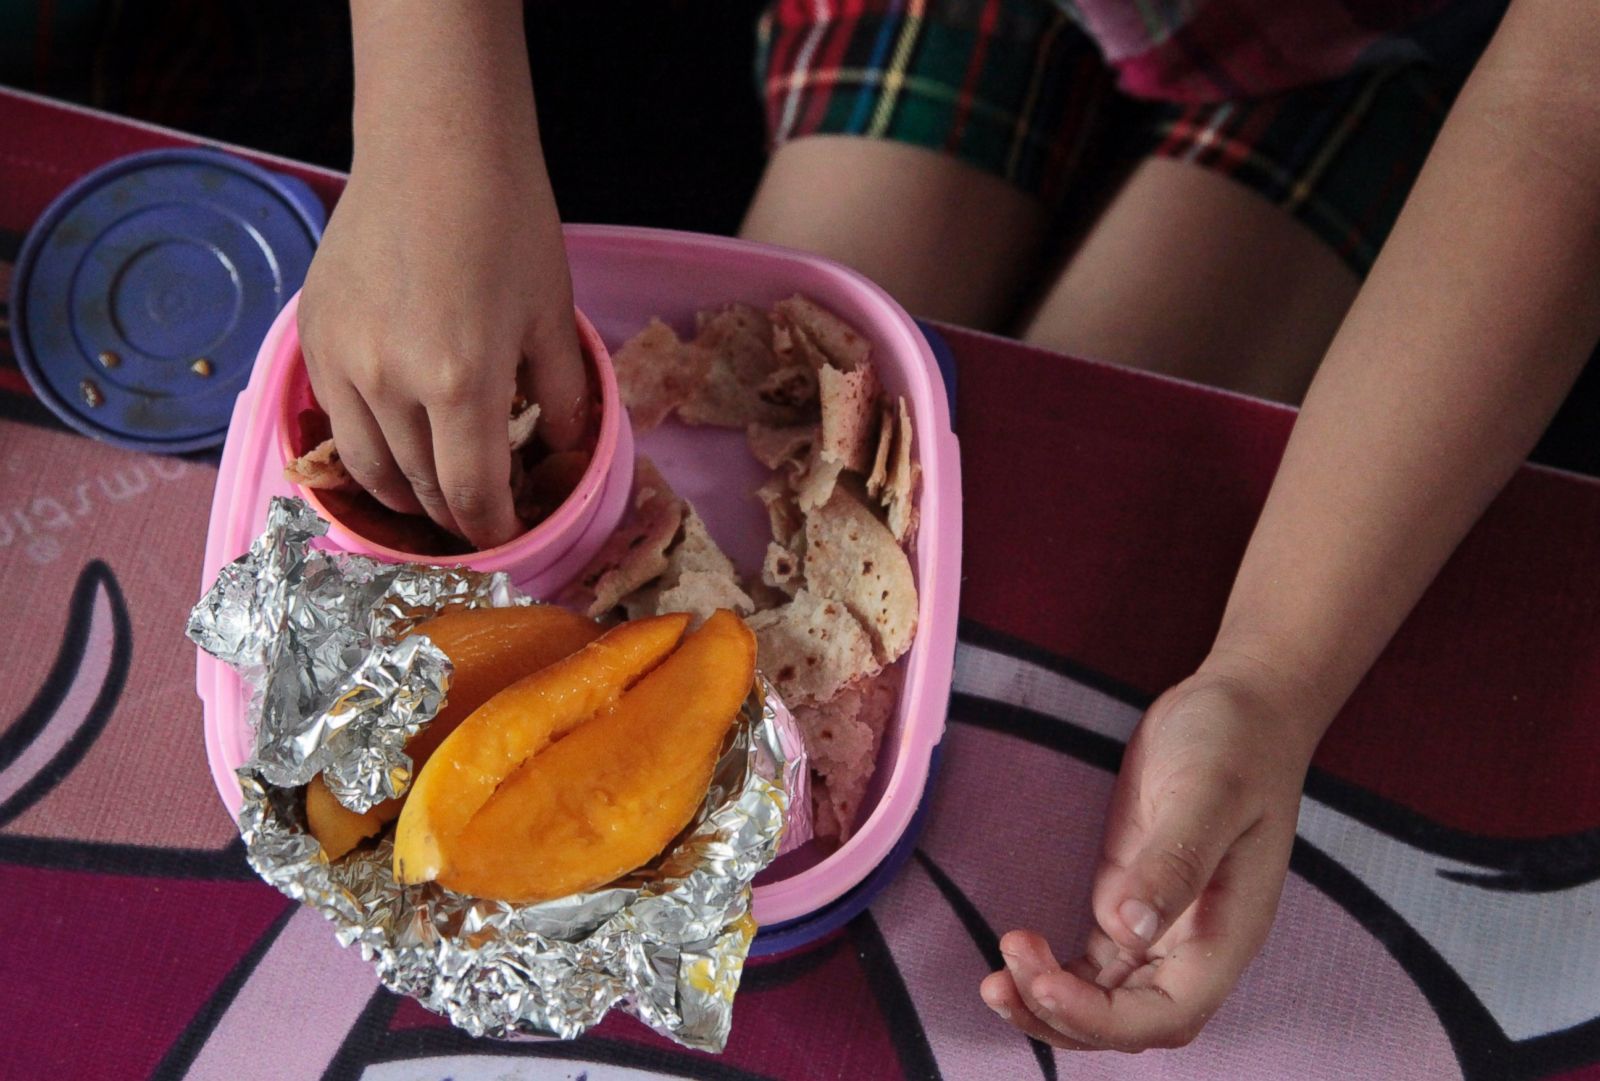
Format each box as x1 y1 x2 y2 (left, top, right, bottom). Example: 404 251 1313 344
3 88 1599 1081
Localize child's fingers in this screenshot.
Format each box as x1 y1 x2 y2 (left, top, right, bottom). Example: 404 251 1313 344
1026 963 1212 1051
1084 927 1140 988
372 401 461 538
1037 828 1293 1051
979 971 1096 1051
999 930 1127 1047
999 929 1196 1051
430 397 520 549
524 316 590 452
1090 773 1254 956
316 377 423 516
1066 954 1103 985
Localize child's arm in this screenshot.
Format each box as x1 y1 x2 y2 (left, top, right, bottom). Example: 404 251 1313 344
298 0 589 548
983 0 1600 1050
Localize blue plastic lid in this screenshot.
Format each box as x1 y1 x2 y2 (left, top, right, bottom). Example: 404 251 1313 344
9 147 325 453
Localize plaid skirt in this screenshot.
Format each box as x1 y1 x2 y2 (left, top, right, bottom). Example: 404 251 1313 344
756 0 1507 273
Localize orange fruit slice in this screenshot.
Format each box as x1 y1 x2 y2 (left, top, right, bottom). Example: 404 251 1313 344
392 612 690 883
305 605 603 859
439 610 756 902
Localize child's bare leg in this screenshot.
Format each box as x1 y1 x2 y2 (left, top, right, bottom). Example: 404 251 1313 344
741 136 1046 329
1023 158 1359 403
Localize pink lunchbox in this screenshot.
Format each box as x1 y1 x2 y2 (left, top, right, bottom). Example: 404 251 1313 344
195 225 961 947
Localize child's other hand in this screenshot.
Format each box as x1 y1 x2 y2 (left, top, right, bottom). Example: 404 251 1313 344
298 132 588 550
979 664 1311 1051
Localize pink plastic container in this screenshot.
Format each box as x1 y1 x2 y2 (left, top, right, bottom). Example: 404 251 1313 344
275 300 634 590
195 225 961 932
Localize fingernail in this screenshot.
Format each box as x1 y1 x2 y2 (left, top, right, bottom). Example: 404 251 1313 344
1120 899 1159 943
988 1001 1011 1021
1036 995 1058 1014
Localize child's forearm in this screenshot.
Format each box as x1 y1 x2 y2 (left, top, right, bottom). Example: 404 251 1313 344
349 0 539 165
1203 0 1600 751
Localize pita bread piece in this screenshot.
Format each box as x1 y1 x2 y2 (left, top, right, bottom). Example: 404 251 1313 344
747 589 879 707
817 362 880 474
678 306 809 429
570 458 685 618
746 423 818 472
650 508 754 626
794 670 898 842
885 396 919 543
613 319 707 430
772 295 871 372
865 406 893 499
283 438 355 492
804 485 917 664
762 541 804 597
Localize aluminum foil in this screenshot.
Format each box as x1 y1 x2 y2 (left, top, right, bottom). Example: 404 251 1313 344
188 496 804 1050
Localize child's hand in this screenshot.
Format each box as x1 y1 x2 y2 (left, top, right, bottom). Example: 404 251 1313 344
979 665 1311 1051
298 0 587 550
298 137 587 550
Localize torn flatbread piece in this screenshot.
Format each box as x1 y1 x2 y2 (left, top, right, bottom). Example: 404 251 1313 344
804 485 917 664
678 306 809 429
755 475 805 547
656 571 755 628
747 423 818 472
613 318 707 430
772 319 829 374
758 363 819 411
865 406 893 499
571 459 685 618
762 541 804 597
792 444 844 513
283 438 355 492
794 670 898 842
772 295 871 372
696 302 772 346
747 589 879 707
651 508 754 626
506 400 541 452
885 396 918 543
817 362 880 473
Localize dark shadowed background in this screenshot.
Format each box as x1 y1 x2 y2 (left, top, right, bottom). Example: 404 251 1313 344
3 0 1594 475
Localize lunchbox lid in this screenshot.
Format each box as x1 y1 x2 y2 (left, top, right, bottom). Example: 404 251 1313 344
10 147 324 453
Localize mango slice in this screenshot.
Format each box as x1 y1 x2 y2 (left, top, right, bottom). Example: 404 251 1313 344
306 605 604 858
393 612 691 883
439 609 757 902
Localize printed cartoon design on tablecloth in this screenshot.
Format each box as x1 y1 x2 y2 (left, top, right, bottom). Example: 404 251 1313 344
0 562 128 827
2 457 196 566
0 422 239 849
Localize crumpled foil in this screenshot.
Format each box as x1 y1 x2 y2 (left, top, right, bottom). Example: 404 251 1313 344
188 496 805 1050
